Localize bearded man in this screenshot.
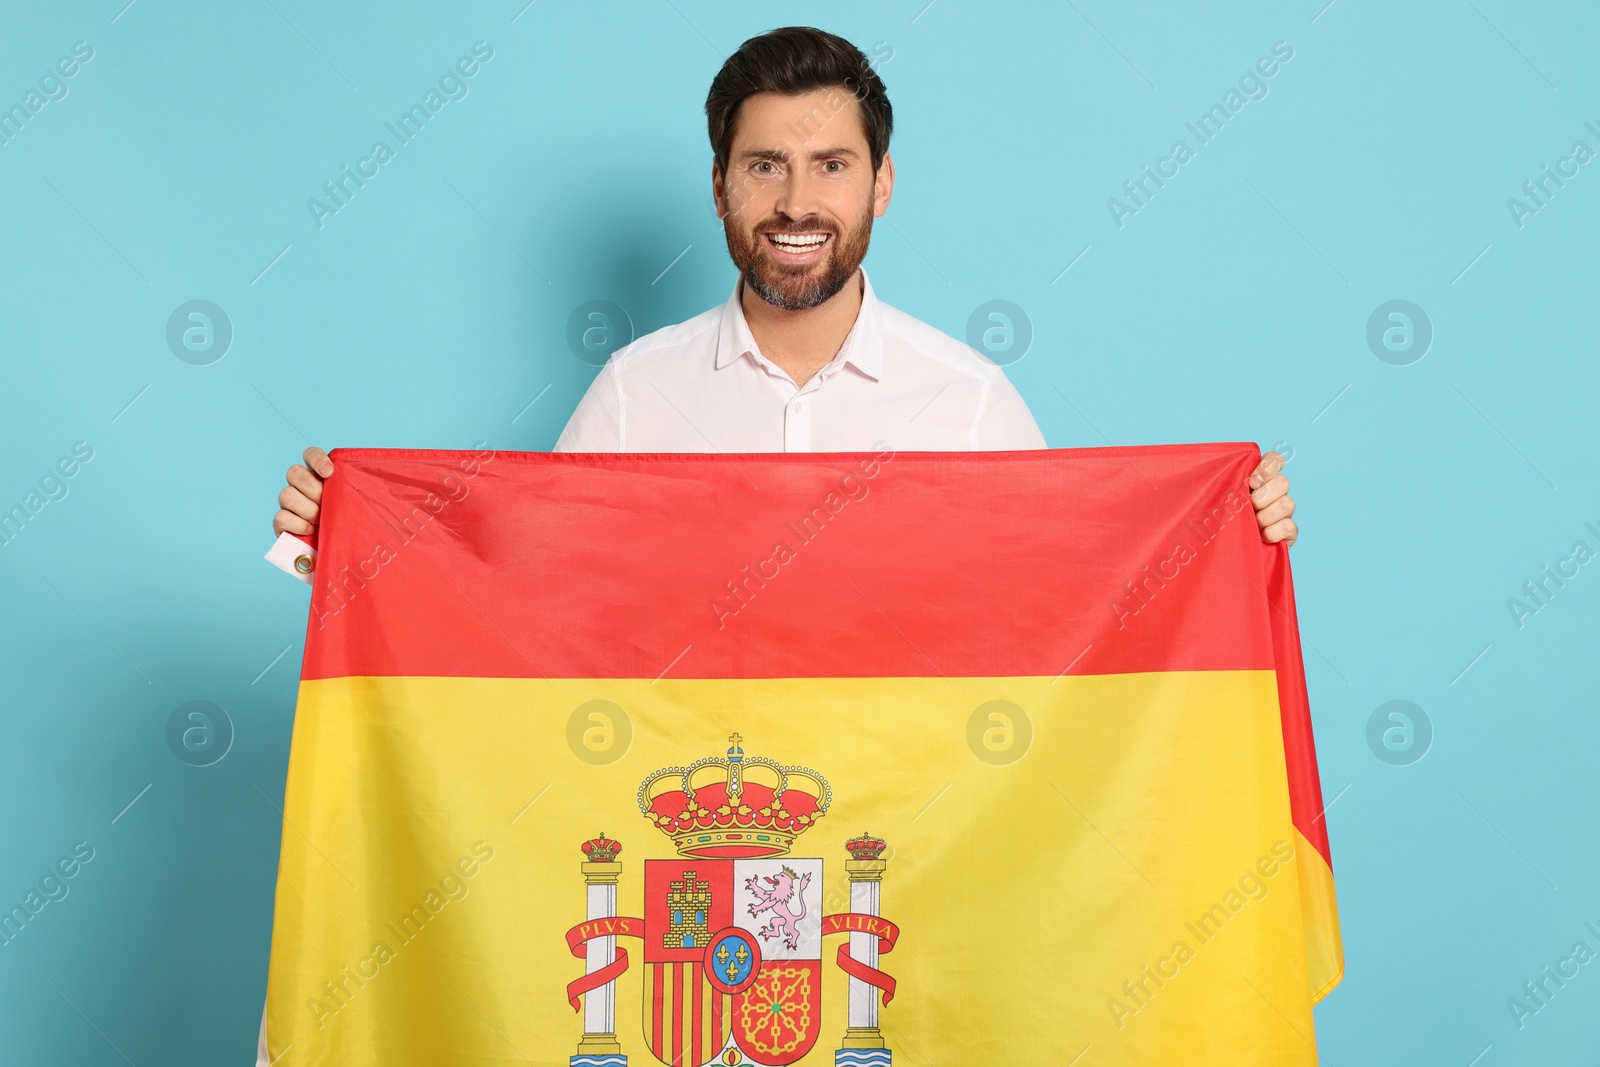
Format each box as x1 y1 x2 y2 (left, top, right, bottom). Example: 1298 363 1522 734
270 26 1296 546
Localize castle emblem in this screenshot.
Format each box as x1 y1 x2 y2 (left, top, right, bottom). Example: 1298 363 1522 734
664 870 713 950
563 734 900 1067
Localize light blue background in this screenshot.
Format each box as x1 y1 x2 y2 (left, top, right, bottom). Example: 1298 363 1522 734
2 1 1596 1063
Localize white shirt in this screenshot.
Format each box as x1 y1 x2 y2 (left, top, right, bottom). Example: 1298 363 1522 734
553 266 1045 453
262 266 1045 587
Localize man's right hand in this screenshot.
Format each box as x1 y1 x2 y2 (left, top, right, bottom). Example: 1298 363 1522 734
274 447 333 537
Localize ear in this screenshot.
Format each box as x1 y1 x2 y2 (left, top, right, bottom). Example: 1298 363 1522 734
872 150 895 218
711 161 727 219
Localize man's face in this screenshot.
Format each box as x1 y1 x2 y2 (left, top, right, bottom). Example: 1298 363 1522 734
715 88 893 312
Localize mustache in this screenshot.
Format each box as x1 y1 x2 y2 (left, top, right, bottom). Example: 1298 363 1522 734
756 220 835 235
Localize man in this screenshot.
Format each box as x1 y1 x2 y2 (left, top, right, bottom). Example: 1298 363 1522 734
269 26 1296 553
257 24 1295 1063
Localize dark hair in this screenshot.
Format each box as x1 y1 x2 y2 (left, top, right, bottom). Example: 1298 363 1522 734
705 26 893 178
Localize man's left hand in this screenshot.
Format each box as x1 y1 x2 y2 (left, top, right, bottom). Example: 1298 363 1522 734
1249 451 1297 547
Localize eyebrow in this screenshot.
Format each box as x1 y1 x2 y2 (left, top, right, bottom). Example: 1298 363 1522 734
736 146 861 164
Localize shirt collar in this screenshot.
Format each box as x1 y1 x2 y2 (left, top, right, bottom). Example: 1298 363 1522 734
714 266 884 382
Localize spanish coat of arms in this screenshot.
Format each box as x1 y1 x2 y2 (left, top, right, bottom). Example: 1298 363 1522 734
564 735 899 1067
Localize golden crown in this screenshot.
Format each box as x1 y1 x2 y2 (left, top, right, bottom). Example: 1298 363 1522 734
638 733 831 860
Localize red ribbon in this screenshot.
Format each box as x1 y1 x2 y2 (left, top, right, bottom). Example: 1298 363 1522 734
565 913 901 1010
822 912 900 1005
565 916 643 1011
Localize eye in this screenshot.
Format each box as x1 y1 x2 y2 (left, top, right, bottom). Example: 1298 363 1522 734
823 160 845 173
753 160 778 175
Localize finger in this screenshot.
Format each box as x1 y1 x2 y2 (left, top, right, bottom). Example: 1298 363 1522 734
278 485 320 523
1249 451 1284 488
286 464 324 502
1252 474 1290 509
1255 495 1295 528
274 508 313 537
303 446 334 479
1262 517 1298 546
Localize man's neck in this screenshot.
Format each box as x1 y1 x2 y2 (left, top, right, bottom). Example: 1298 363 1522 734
740 270 863 389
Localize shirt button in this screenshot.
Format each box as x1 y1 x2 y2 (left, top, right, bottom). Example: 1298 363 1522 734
792 402 804 414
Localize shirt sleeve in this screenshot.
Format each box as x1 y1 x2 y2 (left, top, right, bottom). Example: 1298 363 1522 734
972 369 1047 450
553 358 625 452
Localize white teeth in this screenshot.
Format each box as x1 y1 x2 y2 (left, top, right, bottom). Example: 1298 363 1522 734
769 233 828 249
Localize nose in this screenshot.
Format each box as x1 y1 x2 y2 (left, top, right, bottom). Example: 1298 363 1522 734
774 164 825 227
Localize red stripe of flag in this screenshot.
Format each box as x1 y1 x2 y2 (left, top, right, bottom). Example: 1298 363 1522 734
306 447 1282 682
1267 540 1333 867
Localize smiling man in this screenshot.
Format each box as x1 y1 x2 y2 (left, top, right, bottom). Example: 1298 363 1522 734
270 25 1296 549
547 50 1047 455
549 78 1045 453
260 25 1295 1061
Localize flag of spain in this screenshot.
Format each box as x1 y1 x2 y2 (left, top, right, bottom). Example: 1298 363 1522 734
263 443 1341 1066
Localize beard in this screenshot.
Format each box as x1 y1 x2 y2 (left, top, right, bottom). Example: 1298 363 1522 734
723 197 874 312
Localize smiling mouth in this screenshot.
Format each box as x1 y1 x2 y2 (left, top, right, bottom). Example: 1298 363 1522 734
764 231 831 258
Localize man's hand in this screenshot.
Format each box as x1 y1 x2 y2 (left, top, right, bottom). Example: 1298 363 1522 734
273 446 333 537
1249 451 1297 547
